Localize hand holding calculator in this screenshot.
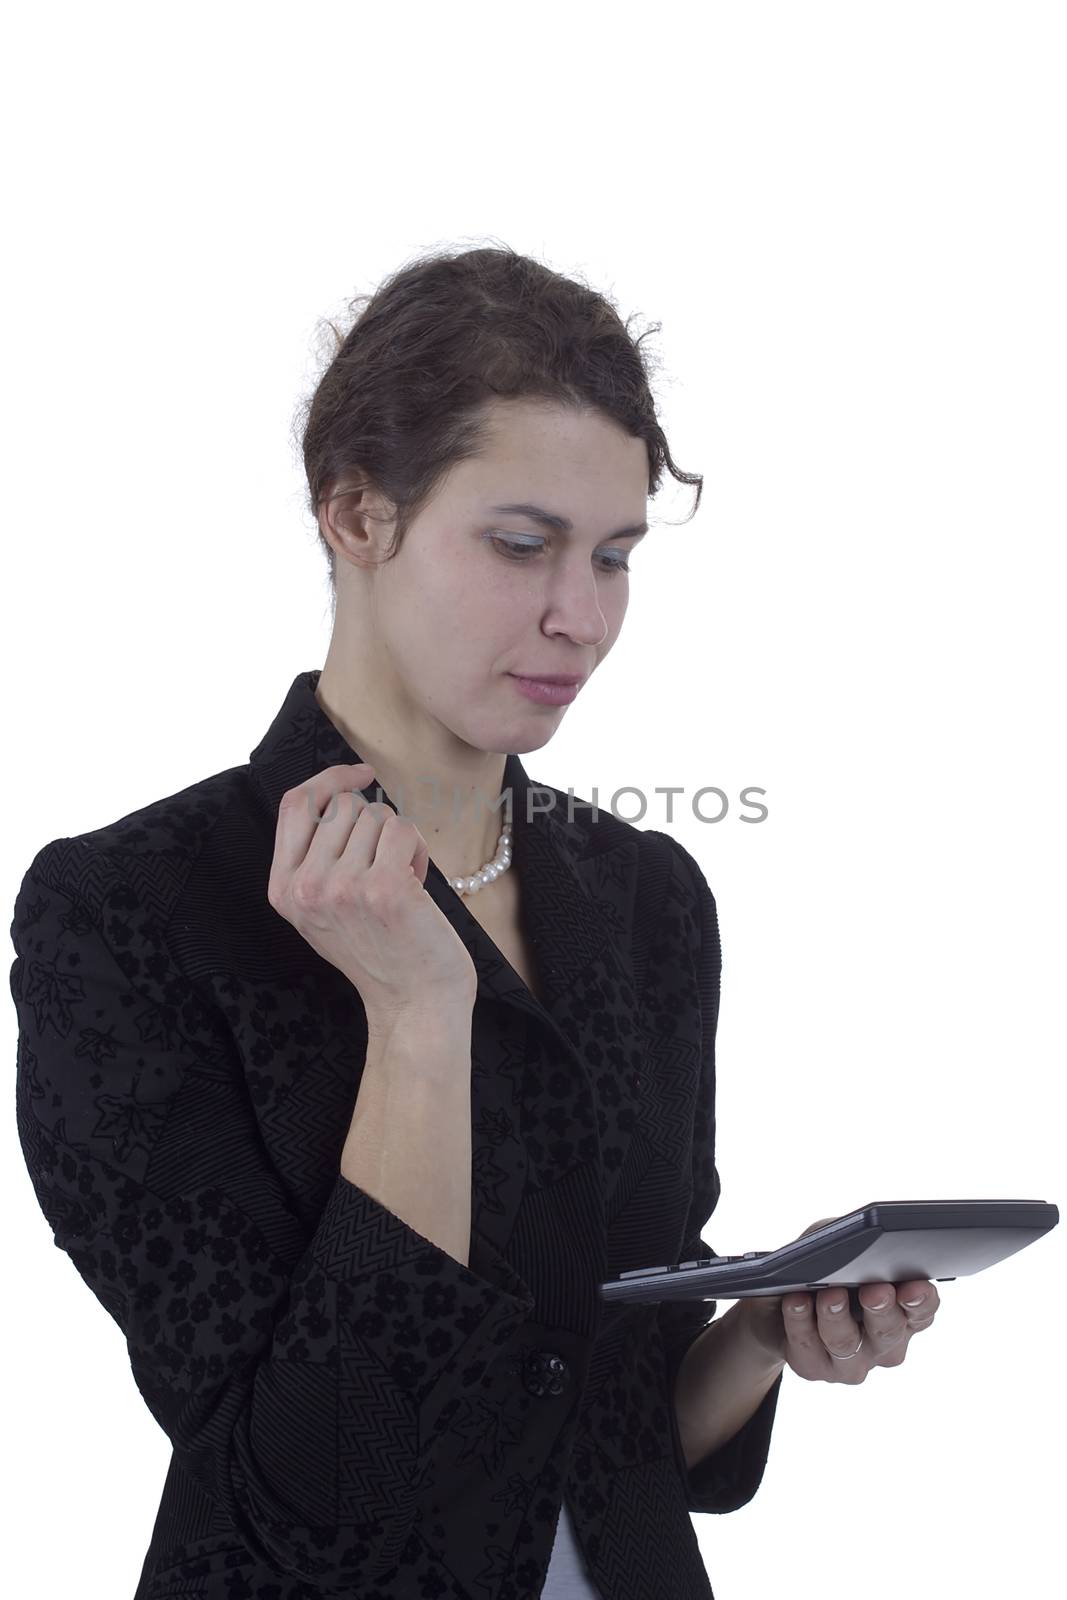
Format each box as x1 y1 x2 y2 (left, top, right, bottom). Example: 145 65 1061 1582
598 1198 1059 1308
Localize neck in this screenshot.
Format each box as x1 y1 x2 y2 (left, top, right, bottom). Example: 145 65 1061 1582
313 661 513 886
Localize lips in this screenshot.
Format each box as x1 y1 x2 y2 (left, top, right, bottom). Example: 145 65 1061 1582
511 673 585 686
509 674 583 705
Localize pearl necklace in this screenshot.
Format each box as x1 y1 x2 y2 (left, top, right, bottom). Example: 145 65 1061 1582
449 822 513 897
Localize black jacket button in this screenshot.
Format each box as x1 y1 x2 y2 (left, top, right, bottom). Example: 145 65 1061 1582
523 1350 570 1397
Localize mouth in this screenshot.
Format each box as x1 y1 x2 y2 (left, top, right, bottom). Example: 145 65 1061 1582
510 673 585 686
508 673 584 705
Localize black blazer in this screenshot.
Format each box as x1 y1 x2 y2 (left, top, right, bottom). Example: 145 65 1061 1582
10 669 782 1600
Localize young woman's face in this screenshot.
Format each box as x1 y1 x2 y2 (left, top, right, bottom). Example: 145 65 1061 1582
372 398 651 754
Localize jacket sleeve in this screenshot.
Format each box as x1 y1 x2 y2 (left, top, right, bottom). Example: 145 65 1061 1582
653 833 783 1514
9 839 536 1586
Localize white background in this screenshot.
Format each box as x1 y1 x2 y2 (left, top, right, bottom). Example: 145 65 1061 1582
3 3 1064 1596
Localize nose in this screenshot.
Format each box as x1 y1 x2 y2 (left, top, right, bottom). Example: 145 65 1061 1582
542 564 613 648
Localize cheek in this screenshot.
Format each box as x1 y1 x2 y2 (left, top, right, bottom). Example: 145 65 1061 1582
440 552 528 620
450 565 557 652
385 558 487 637
389 578 528 686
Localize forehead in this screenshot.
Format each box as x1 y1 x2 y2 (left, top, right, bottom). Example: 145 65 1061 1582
479 396 645 458
453 398 651 517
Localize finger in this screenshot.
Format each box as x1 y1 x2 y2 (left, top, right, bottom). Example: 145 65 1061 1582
347 808 431 886
856 1281 909 1356
897 1279 939 1329
815 1286 865 1364
270 763 377 884
304 797 396 876
781 1294 832 1374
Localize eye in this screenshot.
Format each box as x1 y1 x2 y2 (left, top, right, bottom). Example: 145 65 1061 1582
485 533 630 574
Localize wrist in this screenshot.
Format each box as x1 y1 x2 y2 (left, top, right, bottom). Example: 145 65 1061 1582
730 1298 788 1374
365 996 475 1038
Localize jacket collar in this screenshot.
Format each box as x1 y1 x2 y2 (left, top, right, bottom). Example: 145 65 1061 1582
247 669 627 1065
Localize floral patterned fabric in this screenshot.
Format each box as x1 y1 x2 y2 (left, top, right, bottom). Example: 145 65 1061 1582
9 668 781 1599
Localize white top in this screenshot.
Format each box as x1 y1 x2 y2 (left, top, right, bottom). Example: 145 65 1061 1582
541 1496 605 1597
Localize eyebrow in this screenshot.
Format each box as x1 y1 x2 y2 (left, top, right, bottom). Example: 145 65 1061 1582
487 502 649 539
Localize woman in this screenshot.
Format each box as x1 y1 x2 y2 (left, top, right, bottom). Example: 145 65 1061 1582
10 244 938 1600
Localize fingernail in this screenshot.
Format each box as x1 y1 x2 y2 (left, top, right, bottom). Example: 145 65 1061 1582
867 1296 889 1310
902 1295 925 1306
828 1301 844 1312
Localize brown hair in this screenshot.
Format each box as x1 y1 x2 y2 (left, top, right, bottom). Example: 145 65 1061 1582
294 241 702 613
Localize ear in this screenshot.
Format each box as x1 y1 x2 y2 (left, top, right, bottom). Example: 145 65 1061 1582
319 477 397 568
